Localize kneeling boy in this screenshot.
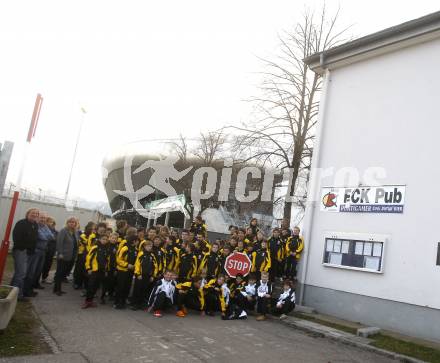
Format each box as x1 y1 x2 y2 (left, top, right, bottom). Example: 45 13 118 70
175 276 205 317
147 269 176 317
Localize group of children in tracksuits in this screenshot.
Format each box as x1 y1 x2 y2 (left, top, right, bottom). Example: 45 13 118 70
75 216 303 321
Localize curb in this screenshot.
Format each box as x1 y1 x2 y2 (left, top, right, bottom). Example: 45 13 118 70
278 317 426 363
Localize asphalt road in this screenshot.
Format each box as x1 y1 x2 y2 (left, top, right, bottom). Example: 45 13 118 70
25 283 395 363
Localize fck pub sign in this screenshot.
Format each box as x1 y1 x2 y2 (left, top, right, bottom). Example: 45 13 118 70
320 185 406 213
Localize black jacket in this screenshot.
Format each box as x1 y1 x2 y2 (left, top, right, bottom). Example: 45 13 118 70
12 219 38 253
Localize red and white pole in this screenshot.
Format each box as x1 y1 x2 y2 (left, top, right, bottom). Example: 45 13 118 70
0 94 43 283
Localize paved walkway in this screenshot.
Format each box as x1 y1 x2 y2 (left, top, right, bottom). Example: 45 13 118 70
4 283 397 363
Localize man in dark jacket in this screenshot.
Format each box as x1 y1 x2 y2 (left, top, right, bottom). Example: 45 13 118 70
11 208 39 301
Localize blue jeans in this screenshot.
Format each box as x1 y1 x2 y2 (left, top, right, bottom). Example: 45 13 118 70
24 249 46 293
11 249 28 298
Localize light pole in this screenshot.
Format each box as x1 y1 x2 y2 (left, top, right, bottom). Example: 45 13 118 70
64 106 86 207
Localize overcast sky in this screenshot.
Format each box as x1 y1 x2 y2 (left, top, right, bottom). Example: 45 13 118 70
1 0 439 203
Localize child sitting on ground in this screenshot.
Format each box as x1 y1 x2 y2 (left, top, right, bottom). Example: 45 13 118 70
175 275 205 317
233 273 257 319
204 274 227 319
273 279 295 320
147 269 176 317
255 271 272 321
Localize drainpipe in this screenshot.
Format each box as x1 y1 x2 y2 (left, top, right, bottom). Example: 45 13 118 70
298 64 331 306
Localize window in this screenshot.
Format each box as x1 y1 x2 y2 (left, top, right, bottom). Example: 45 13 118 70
323 233 385 273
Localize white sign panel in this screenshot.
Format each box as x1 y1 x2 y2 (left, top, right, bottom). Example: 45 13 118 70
320 185 405 213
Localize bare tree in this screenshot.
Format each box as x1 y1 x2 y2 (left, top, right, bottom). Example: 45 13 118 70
167 134 188 162
193 131 227 164
228 6 349 225
168 131 229 224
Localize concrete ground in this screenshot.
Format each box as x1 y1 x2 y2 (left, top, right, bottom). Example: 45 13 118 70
4 283 398 363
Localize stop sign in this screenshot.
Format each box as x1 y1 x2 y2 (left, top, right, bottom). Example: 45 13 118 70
224 252 252 278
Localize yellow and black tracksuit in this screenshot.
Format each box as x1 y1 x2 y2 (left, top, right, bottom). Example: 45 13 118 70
177 252 198 282
115 238 137 308
132 250 158 308
203 279 226 315
165 245 180 272
268 237 285 280
228 279 245 301
73 232 92 289
199 251 221 279
251 248 271 280
176 281 205 312
274 288 295 315
152 246 166 277
234 247 246 254
106 241 118 298
84 242 110 302
233 281 257 318
190 222 207 237
285 235 304 279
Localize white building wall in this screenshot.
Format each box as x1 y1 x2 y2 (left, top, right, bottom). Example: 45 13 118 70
0 196 103 245
305 37 440 309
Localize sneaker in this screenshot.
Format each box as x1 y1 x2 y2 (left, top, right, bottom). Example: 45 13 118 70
279 314 288 320
81 301 92 309
238 311 248 320
34 284 45 290
176 310 186 317
153 310 162 317
256 315 266 321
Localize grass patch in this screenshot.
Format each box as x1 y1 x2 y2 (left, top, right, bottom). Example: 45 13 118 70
291 312 358 334
370 334 440 363
0 301 51 357
0 286 12 299
292 312 440 362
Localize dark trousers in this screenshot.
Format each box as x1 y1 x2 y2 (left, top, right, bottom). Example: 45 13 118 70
54 259 71 293
132 276 153 307
256 296 270 315
11 249 28 299
73 253 87 289
151 291 173 311
86 271 105 301
106 271 117 297
101 273 114 299
24 249 45 294
41 242 56 280
269 259 281 281
205 291 223 313
115 270 133 307
64 251 76 279
235 293 256 313
285 256 297 279
273 300 295 315
176 291 201 311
